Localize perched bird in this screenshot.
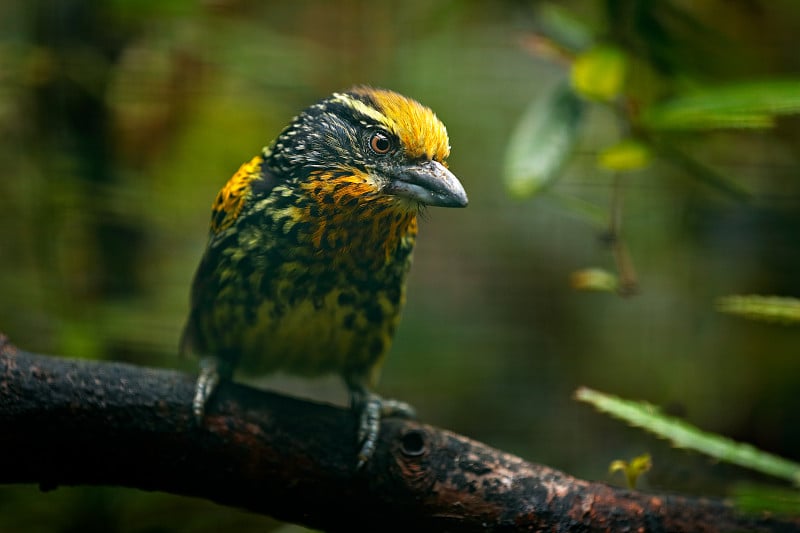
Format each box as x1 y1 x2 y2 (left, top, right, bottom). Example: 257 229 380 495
180 86 467 467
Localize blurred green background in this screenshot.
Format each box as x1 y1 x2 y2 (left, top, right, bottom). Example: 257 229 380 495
1 0 799 530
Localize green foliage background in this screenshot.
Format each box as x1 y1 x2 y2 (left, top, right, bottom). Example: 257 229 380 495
1 0 799 530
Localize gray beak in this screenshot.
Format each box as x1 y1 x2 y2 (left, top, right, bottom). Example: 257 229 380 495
387 160 468 208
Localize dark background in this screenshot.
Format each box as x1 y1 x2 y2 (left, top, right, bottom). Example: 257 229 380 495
1 1 799 531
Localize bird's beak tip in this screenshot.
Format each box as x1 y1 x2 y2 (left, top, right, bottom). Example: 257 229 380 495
389 160 468 209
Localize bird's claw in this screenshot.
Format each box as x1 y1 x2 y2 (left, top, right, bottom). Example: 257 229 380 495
193 357 223 424
355 391 416 469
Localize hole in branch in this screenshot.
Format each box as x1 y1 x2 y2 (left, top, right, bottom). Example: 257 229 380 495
400 429 427 457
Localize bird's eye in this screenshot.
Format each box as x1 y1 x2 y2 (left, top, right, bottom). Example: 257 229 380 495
369 131 392 154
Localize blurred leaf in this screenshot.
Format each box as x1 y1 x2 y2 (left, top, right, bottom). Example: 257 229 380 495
643 80 800 130
575 387 800 485
519 34 575 66
537 3 595 52
571 268 619 292
505 81 585 198
106 0 200 18
657 142 751 201
57 321 104 360
732 483 800 517
548 191 609 226
609 453 652 489
597 139 652 172
717 295 800 325
571 45 628 101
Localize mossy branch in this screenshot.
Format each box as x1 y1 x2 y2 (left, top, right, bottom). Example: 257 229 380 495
0 334 797 532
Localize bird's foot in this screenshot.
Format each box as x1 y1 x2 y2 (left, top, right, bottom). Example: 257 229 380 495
354 391 417 469
193 357 228 424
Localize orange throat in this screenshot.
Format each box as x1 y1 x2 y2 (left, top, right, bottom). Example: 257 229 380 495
301 173 419 265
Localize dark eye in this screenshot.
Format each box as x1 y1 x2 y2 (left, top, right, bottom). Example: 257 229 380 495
369 130 392 154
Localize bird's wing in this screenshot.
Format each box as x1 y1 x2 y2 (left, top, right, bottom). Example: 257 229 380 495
178 231 236 357
180 155 280 356
209 155 267 234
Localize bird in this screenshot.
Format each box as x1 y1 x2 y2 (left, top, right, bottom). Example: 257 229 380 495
180 86 467 467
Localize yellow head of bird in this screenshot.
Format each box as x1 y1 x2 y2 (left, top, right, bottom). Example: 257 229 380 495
266 87 468 213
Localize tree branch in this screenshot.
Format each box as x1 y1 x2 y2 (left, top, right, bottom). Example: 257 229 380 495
0 333 797 532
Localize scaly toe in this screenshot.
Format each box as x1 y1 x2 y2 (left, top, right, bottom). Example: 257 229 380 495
356 394 381 467
378 398 417 419
193 357 222 424
354 392 417 469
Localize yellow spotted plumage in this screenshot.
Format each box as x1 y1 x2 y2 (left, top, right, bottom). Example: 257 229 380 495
181 87 467 467
210 155 265 233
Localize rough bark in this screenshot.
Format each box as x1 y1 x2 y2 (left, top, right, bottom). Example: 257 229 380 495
0 334 797 532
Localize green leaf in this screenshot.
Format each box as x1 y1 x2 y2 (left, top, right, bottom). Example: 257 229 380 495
547 191 608 226
656 142 751 202
732 483 800 517
537 3 595 52
597 139 652 172
575 387 800 485
571 45 628 102
505 81 585 198
571 268 619 292
643 80 800 130
717 295 800 325
609 453 652 489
